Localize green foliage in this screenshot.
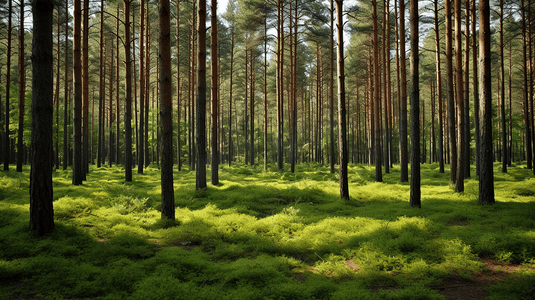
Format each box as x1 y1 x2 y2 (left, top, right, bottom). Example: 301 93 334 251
1 163 534 299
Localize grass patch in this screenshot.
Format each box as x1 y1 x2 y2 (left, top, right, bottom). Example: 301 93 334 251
1 162 534 299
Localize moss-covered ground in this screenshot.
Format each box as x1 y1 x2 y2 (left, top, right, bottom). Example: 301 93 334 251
1 162 534 299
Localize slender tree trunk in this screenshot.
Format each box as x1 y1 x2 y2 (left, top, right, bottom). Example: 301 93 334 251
499 0 507 173
373 0 382 182
98 0 105 168
277 0 284 170
399 0 408 182
264 11 268 171
116 3 121 165
478 0 495 205
250 50 256 166
82 0 89 179
159 0 175 219
54 9 61 170
211 0 219 184
63 0 69 170
464 0 471 177
434 0 445 173
445 0 457 184
228 29 235 166
455 0 465 192
329 0 335 174
176 0 182 171
138 0 146 174
409 0 420 207
336 0 349 199
73 0 83 185
4 0 12 171
472 0 480 175
17 0 26 173
124 0 133 182
196 0 207 189
383 0 390 173
30 0 55 235
522 0 532 169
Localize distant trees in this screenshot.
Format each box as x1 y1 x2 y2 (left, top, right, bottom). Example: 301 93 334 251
3 0 535 210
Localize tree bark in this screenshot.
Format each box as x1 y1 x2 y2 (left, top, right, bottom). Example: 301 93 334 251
373 0 382 182
522 0 532 169
336 0 349 199
330 0 335 174
73 0 83 185
472 0 480 176
124 0 133 182
17 0 26 173
499 0 507 173
82 0 89 179
399 0 408 182
98 0 105 168
445 0 457 184
160 0 175 220
4 0 12 171
464 0 471 178
138 0 146 174
30 0 55 235
409 0 420 208
211 0 219 184
434 0 445 173
454 0 464 192
478 0 495 205
63 0 69 170
196 0 207 189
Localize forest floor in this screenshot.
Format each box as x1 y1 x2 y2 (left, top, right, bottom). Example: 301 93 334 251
1 162 535 299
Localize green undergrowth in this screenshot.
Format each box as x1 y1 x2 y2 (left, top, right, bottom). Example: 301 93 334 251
1 162 534 299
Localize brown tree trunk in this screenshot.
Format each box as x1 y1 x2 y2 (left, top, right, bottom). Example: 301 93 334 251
4 0 12 171
211 0 219 184
472 0 480 175
434 0 445 173
30 0 55 235
228 27 235 166
409 0 420 208
445 0 457 184
455 0 465 192
373 0 382 182
277 0 284 170
196 0 207 189
115 3 121 165
160 0 175 219
500 0 507 173
176 1 182 171
82 0 89 179
464 0 471 177
264 9 268 170
138 0 146 174
73 0 83 185
522 0 532 169
98 0 105 168
399 0 408 182
478 0 495 205
336 0 349 199
383 0 390 173
330 0 335 174
16 0 26 173
124 0 133 182
63 0 69 170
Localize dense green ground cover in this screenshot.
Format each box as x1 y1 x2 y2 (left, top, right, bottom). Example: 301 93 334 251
1 162 534 299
